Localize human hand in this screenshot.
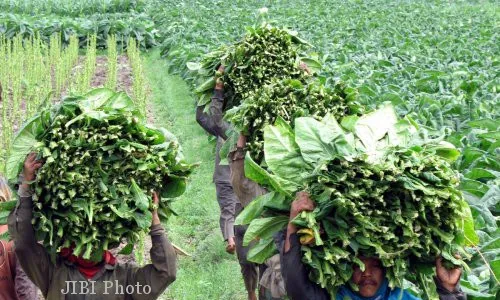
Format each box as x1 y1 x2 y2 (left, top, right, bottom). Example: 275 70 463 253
290 191 315 220
436 256 462 292
152 191 161 225
23 153 43 182
299 61 311 74
215 65 225 90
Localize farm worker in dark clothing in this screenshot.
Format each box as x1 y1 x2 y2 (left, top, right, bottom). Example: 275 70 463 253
280 192 467 300
0 176 39 300
8 153 177 299
196 65 240 254
230 134 285 300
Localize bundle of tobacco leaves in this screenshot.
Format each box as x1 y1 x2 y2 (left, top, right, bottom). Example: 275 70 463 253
190 23 312 111
236 104 476 298
4 88 196 261
224 78 361 164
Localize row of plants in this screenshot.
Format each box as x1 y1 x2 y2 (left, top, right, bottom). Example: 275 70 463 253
0 0 145 17
0 33 148 174
0 12 157 50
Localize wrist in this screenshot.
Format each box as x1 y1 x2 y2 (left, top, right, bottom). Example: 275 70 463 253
442 283 456 292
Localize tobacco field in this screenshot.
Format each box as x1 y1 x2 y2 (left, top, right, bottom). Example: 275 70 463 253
0 0 497 299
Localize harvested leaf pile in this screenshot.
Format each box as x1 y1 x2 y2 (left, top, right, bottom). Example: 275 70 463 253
5 88 195 261
237 105 476 297
225 79 361 164
191 23 310 111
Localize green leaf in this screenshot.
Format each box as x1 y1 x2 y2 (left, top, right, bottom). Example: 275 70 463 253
186 61 202 71
354 103 398 152
247 237 277 264
244 152 298 196
0 200 17 212
78 88 115 112
294 115 346 164
458 200 479 246
0 231 9 241
5 114 45 182
134 211 153 230
243 216 289 246
300 57 322 74
235 192 286 225
131 178 149 211
118 243 134 255
161 178 187 198
264 117 310 184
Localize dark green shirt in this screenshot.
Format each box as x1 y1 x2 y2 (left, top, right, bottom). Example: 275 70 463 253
8 194 177 300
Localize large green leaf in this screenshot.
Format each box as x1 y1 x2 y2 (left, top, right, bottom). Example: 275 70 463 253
0 200 17 212
243 216 289 246
244 153 298 196
78 88 115 112
0 231 9 241
5 114 45 182
264 117 310 184
235 192 286 225
247 237 277 264
354 103 398 152
161 178 187 198
294 115 347 164
458 200 479 246
131 178 149 212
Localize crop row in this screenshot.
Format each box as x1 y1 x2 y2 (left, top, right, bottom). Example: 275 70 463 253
0 12 157 50
0 0 145 16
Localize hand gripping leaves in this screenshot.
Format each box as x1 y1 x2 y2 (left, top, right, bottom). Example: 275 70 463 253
4 88 196 262
236 104 478 298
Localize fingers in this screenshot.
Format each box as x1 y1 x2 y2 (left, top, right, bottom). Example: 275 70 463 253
294 191 315 211
217 65 225 73
152 192 160 204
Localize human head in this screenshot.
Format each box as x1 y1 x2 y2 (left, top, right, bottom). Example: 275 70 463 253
0 176 12 202
351 256 385 297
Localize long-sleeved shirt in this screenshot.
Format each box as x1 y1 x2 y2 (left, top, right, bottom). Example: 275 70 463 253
280 233 467 300
228 148 267 208
8 188 177 300
196 89 231 183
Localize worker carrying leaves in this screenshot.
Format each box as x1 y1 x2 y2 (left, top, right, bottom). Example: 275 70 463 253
279 192 467 300
196 65 240 254
8 153 177 299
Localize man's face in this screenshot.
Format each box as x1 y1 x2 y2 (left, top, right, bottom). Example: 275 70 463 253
351 257 385 297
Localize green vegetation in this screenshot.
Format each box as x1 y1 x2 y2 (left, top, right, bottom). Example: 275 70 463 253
4 88 195 261
0 0 497 298
144 52 247 299
237 104 475 298
0 12 157 49
0 0 145 16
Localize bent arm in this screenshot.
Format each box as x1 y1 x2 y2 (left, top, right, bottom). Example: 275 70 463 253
8 185 53 297
196 90 229 139
129 224 177 299
280 233 329 300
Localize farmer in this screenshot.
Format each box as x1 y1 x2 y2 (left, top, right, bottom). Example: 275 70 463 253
230 134 274 300
8 153 177 299
0 176 39 300
280 191 467 300
196 66 240 254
